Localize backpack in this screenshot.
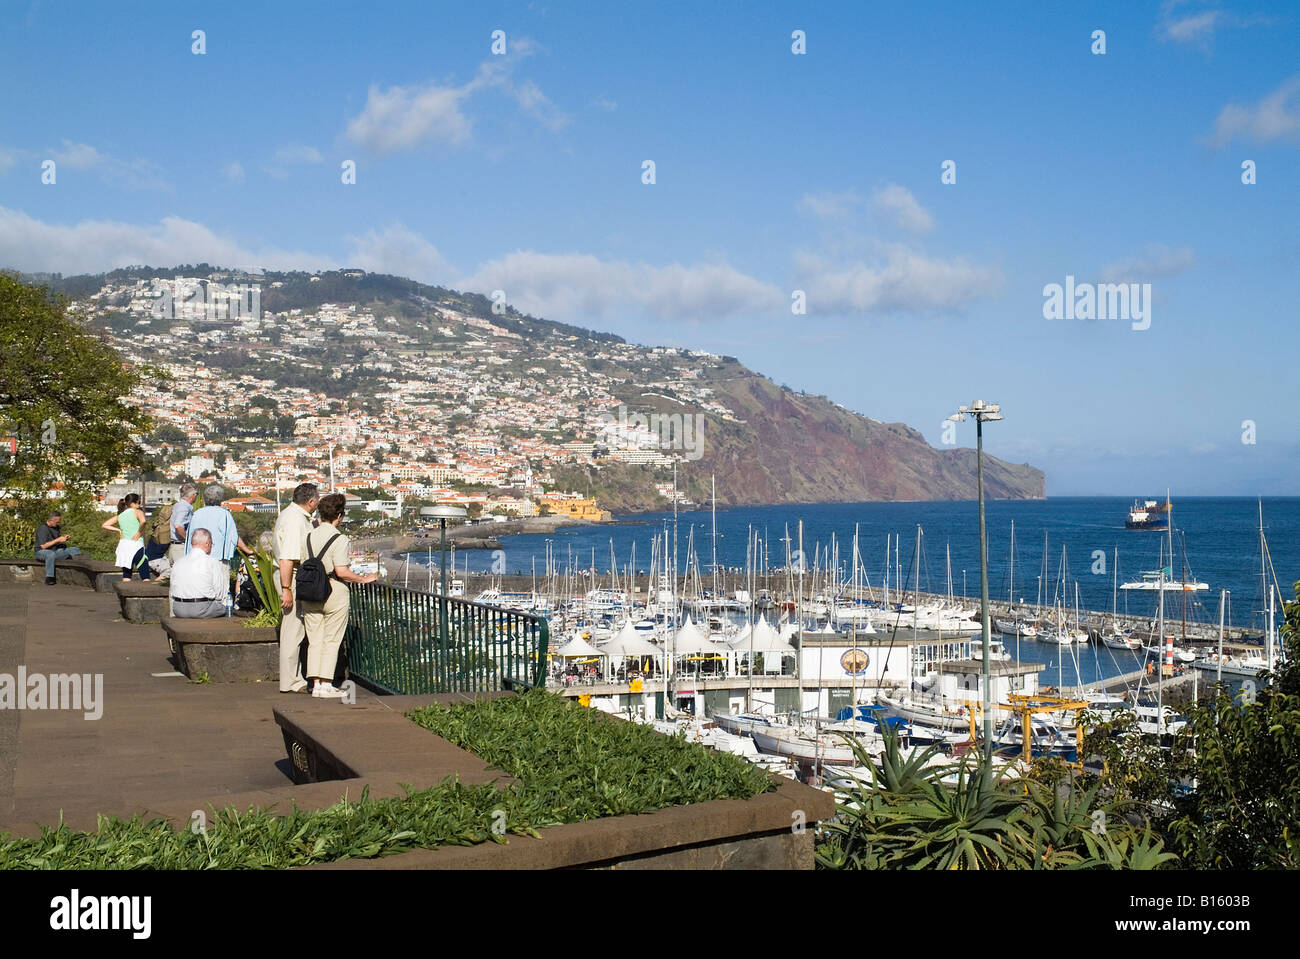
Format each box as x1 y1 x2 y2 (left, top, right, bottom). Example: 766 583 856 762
150 503 175 546
235 577 263 613
295 531 341 602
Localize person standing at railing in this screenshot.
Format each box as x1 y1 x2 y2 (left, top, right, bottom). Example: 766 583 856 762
274 483 318 694
300 493 378 700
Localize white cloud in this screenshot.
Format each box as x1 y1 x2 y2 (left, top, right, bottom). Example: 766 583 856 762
43 140 167 189
346 82 473 153
1157 2 1272 49
51 141 103 169
225 161 244 182
792 245 1002 314
272 145 323 164
344 224 454 285
1098 243 1196 283
871 184 934 234
799 190 862 220
0 206 334 276
263 145 326 179
510 79 569 132
462 251 784 321
591 96 618 112
0 147 16 175
1208 74 1300 146
345 36 568 152
1160 7 1222 44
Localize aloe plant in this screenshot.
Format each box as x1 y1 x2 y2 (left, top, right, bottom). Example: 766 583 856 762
240 547 282 627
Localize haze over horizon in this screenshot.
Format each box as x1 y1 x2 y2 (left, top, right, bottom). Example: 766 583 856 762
2 1 1297 497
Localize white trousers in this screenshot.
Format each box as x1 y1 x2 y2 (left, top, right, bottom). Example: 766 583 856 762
279 583 307 692
302 583 349 682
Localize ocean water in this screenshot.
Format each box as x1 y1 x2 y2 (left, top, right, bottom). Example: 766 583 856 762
454 498 1298 636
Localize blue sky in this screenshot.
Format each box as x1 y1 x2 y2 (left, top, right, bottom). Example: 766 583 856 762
2 1 1298 495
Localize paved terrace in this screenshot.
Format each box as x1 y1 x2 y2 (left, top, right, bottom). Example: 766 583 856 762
0 579 394 837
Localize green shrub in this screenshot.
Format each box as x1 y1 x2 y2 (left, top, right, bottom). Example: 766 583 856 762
814 727 1179 870
0 689 773 869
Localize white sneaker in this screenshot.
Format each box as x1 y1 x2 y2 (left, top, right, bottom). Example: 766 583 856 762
312 682 347 699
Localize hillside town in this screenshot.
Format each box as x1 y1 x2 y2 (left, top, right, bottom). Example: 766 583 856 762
78 271 740 515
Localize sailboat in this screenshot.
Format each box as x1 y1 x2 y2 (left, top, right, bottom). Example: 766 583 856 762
1193 501 1286 683
1101 546 1141 650
996 520 1039 638
1041 546 1080 645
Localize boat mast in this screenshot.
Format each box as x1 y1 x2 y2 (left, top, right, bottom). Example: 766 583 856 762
1260 499 1268 666
1009 519 1015 606
1217 588 1226 686
1180 531 1187 642
1268 585 1275 673
1112 546 1118 627
1157 569 1165 735
1039 530 1048 612
669 462 678 715
946 541 952 605
796 519 804 719
883 534 890 609
745 526 753 713
711 473 717 600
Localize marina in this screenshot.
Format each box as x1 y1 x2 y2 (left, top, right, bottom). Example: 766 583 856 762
363 492 1293 790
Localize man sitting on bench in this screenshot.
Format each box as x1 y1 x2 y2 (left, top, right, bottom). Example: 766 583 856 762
169 528 229 619
35 511 81 585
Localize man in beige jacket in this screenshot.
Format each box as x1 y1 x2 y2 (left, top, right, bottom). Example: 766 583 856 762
274 483 318 693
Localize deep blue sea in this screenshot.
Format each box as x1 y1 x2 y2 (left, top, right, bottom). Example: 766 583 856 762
438 498 1297 636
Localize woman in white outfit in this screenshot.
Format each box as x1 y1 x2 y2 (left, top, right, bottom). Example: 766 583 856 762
301 493 378 699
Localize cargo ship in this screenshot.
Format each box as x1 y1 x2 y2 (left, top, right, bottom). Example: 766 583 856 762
1125 495 1171 531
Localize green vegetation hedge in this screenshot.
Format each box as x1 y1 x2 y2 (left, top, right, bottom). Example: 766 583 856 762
0 690 772 869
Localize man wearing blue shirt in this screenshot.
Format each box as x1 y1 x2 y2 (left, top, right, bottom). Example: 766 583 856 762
169 483 198 564
185 483 253 576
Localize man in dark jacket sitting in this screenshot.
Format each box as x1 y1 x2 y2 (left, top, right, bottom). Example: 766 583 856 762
35 512 81 585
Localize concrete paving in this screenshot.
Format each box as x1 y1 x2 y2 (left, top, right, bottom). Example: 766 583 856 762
0 580 387 836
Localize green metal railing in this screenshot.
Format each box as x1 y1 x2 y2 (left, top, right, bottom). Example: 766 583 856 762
344 582 548 695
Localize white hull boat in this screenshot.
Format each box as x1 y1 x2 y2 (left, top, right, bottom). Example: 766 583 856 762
751 728 861 764
876 693 973 732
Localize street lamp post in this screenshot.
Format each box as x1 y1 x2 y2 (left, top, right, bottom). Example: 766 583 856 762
948 401 1003 763
421 505 467 645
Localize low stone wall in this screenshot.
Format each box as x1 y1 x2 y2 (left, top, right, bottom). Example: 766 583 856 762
161 615 278 682
275 693 836 869
115 579 173 623
0 557 121 591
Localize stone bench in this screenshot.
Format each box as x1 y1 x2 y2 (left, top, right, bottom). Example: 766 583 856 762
0 556 123 592
161 615 278 683
114 579 173 623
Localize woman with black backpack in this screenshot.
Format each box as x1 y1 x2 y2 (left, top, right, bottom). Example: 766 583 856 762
299 493 378 699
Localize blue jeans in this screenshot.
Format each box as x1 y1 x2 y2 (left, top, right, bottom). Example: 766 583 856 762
35 546 81 579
